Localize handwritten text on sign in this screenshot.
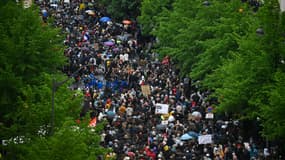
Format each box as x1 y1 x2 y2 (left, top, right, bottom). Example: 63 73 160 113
155 103 169 114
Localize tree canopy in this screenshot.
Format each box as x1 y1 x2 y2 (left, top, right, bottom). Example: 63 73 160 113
96 0 141 21
0 1 108 159
139 0 285 141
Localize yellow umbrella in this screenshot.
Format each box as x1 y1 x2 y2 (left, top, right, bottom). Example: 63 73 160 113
79 3 85 10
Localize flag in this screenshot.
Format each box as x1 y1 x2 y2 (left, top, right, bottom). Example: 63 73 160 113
88 117 97 127
83 32 90 41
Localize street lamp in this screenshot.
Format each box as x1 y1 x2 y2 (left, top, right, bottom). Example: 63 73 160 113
50 64 90 135
256 28 264 36
203 1 211 6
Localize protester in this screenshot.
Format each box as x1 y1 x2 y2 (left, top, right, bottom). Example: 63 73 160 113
35 0 282 159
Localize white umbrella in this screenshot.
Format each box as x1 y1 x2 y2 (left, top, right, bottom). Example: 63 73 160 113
85 10 95 16
192 111 202 118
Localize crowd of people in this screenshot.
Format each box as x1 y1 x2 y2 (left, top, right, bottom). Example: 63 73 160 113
36 0 282 159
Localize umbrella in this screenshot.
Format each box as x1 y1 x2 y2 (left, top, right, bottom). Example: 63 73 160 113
85 10 95 16
100 16 111 23
122 20 132 25
203 1 211 6
112 48 120 52
123 33 133 38
117 35 128 41
42 9 48 17
117 33 132 41
77 15 84 20
180 133 194 141
88 2 93 6
192 111 202 118
104 41 115 46
256 28 264 35
187 131 199 138
50 4 58 8
106 111 116 119
81 46 89 51
156 124 167 130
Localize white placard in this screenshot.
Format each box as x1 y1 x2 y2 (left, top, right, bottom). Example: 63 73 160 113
155 103 169 114
161 120 168 125
205 113 214 119
198 134 213 144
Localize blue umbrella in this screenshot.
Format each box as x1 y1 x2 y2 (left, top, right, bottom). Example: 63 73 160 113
106 111 116 119
180 133 194 141
100 16 111 23
42 9 48 17
187 131 199 138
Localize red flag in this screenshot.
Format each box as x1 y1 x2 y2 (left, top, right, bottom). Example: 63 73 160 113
88 117 97 127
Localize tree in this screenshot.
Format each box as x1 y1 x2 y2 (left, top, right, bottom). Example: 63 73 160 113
260 71 285 140
0 1 91 158
149 0 247 77
96 0 141 21
139 0 174 35
209 0 285 141
140 0 285 142
0 0 57 136
20 120 110 160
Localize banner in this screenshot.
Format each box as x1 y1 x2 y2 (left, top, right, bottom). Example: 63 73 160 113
198 134 213 144
155 103 169 114
161 120 168 125
205 113 214 119
141 85 151 96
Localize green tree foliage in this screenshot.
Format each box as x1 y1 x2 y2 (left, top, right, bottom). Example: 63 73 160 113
138 0 174 35
140 0 285 140
0 0 60 138
210 1 285 140
260 71 285 140
20 120 109 160
0 0 67 132
97 0 141 21
0 1 101 159
146 0 248 76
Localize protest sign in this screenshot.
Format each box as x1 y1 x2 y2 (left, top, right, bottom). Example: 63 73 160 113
198 134 213 144
141 85 151 96
161 120 168 125
205 113 214 119
155 103 169 114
